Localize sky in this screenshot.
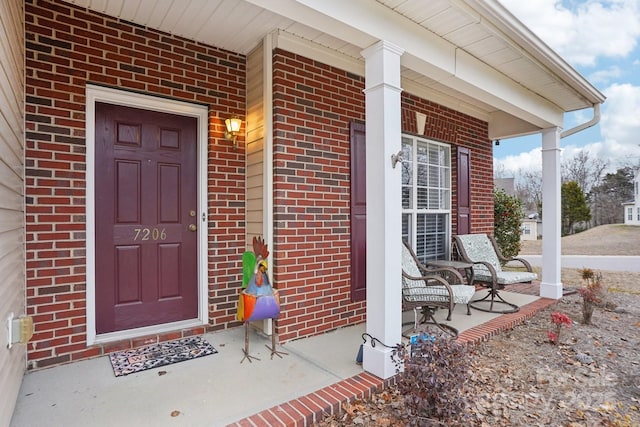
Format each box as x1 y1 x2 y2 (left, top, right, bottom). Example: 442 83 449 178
494 0 640 177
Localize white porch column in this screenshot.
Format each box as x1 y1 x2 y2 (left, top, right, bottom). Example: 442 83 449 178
540 127 563 299
360 40 404 379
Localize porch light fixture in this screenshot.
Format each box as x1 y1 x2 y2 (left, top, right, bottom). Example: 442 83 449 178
224 116 242 149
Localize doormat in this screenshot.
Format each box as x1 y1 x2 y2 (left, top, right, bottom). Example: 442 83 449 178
109 336 217 377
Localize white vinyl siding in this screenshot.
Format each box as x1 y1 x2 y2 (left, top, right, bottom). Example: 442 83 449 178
246 42 266 249
401 135 451 262
0 0 26 425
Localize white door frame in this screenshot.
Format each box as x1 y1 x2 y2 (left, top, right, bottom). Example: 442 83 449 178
85 85 209 345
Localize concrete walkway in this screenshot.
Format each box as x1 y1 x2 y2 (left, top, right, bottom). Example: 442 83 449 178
10 286 554 427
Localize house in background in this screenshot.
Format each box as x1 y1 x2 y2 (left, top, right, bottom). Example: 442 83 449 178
521 213 542 241
1 0 605 424
623 171 640 225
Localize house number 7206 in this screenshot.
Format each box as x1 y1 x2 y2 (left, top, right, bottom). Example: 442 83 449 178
133 227 167 241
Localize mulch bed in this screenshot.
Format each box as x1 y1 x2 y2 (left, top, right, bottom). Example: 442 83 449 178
316 291 640 426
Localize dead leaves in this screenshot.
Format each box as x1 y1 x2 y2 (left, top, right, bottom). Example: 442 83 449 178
327 392 405 426
341 400 366 418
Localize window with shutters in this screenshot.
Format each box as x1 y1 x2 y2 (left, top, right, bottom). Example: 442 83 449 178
400 135 451 263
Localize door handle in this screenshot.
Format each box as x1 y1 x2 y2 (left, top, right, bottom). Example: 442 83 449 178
188 224 197 232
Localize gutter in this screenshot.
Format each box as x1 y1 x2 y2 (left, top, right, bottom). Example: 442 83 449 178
560 103 601 139
465 0 606 105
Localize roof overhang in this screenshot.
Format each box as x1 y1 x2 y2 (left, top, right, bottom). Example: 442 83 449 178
66 0 605 140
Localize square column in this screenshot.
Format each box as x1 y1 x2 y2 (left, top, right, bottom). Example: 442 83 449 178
361 40 404 379
540 127 563 299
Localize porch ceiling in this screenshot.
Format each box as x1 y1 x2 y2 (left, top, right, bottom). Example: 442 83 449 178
66 0 605 138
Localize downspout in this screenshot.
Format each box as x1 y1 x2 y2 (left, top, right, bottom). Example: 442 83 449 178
560 103 601 139
558 101 602 250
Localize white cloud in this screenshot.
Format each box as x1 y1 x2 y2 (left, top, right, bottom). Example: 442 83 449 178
588 66 622 84
600 82 640 151
495 148 542 176
500 0 640 67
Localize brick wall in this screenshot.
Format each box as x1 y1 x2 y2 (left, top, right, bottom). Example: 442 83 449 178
271 50 367 341
25 0 246 369
271 50 492 343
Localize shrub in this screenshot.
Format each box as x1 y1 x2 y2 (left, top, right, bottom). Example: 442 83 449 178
578 268 605 324
393 336 471 425
547 311 572 344
494 188 523 260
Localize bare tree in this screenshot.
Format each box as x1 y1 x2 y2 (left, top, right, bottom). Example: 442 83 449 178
617 158 640 172
514 168 542 215
562 149 608 195
493 162 507 179
561 150 608 227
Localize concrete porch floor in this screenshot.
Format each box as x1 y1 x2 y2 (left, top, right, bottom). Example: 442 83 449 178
10 285 556 427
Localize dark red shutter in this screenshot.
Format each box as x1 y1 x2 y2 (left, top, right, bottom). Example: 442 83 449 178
456 147 471 235
350 122 366 302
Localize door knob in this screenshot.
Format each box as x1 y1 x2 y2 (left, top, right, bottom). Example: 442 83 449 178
188 224 197 232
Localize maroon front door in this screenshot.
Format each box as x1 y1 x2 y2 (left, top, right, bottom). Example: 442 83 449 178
95 102 199 334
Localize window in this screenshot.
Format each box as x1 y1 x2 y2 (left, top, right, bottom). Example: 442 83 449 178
401 135 451 263
523 223 531 235
637 207 640 221
628 207 633 221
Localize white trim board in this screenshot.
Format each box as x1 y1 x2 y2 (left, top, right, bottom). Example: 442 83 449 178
85 85 209 345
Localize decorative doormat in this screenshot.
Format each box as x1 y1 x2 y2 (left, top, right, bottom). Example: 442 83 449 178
109 336 217 377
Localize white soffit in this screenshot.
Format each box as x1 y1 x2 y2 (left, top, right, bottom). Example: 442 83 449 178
65 0 604 131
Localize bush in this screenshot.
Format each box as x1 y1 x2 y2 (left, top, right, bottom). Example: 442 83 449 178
494 188 523 260
393 336 471 425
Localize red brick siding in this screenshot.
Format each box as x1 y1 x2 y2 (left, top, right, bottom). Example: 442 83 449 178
271 50 492 343
25 0 246 369
271 50 367 342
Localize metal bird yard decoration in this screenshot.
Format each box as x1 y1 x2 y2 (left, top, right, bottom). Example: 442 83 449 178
237 236 286 362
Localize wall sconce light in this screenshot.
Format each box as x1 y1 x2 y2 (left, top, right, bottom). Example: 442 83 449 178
224 116 242 149
494 139 500 146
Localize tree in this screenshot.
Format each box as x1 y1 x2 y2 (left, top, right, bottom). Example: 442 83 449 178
562 149 608 196
515 168 542 217
494 188 523 259
590 167 634 225
561 181 591 235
